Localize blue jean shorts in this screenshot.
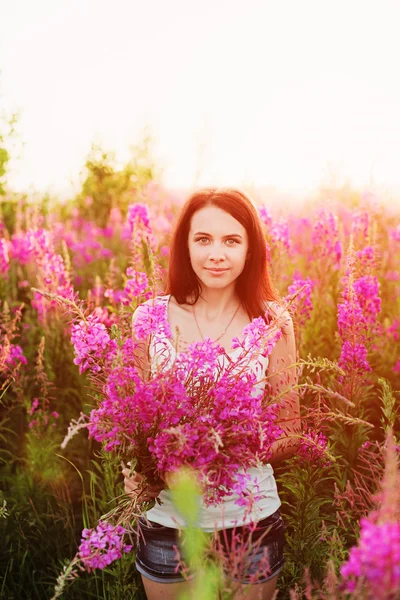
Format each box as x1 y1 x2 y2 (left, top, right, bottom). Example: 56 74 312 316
135 508 285 585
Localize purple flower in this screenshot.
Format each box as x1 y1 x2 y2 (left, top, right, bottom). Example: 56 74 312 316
297 431 332 467
286 274 314 326
120 269 149 305
232 317 282 357
338 341 372 374
258 205 273 228
127 203 151 231
132 302 172 340
340 518 400 599
0 238 10 274
78 520 132 572
270 221 291 253
5 344 28 368
71 314 116 374
353 275 381 326
389 224 400 244
311 209 342 266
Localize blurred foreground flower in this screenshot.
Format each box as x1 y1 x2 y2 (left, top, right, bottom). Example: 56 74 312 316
340 430 400 599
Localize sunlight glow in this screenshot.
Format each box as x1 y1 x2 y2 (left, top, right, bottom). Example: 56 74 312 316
1 0 400 202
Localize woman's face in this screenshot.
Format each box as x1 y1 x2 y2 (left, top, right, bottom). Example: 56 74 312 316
188 205 249 291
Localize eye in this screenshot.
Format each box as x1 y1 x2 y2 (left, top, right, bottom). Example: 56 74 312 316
226 238 238 245
197 237 209 244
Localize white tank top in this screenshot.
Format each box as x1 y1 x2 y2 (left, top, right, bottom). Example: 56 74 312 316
144 295 281 531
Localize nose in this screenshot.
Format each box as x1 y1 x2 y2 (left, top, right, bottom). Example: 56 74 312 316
209 245 226 263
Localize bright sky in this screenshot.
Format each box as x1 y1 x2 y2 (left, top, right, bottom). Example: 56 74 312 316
2 0 400 202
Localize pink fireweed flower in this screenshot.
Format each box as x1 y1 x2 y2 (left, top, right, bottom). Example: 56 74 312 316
389 224 400 244
230 472 263 510
0 238 10 274
70 239 113 267
71 314 117 374
10 232 34 264
29 398 39 415
174 338 223 380
26 228 52 257
132 301 172 341
120 268 150 305
286 274 314 326
337 268 372 377
231 317 283 358
28 398 60 431
337 290 366 340
87 324 284 506
311 209 342 266
258 205 273 229
26 228 77 320
387 318 400 341
393 360 400 375
88 364 190 452
352 210 371 238
270 221 291 254
338 341 372 374
353 275 381 326
124 203 157 252
103 288 125 305
340 518 400 598
5 344 27 368
92 306 118 328
78 521 132 572
146 365 283 506
356 245 377 271
297 431 332 467
127 203 151 231
386 271 400 282
109 206 123 227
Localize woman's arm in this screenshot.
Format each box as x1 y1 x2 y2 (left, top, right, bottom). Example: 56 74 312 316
265 310 301 468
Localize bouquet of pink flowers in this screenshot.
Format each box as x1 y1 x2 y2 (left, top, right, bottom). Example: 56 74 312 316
70 297 287 512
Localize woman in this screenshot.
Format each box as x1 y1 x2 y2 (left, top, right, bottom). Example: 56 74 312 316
123 187 301 600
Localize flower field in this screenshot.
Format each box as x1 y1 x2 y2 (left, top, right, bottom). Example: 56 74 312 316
1 165 399 599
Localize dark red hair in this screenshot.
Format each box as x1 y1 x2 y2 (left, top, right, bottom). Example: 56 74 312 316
166 187 282 320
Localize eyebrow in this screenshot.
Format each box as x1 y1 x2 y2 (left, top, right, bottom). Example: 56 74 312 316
193 232 243 239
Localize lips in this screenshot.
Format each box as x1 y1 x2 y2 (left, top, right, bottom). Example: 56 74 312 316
206 268 228 272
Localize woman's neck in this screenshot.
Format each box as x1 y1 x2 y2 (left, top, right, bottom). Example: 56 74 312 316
194 287 240 322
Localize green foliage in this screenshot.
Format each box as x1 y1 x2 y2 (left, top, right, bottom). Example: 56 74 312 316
276 461 338 595
75 134 157 228
169 469 223 600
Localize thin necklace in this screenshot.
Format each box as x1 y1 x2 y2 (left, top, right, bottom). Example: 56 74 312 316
192 302 241 343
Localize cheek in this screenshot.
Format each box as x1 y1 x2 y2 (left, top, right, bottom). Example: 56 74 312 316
234 249 248 265
190 246 207 262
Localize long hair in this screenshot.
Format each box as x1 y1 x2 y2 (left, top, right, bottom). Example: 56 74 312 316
165 187 282 321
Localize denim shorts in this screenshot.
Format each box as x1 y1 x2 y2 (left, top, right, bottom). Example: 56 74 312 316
135 508 285 585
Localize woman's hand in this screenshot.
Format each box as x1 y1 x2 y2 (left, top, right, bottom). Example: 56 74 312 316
121 467 164 503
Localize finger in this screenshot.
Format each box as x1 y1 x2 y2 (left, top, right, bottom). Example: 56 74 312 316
124 484 137 496
122 469 142 483
123 477 137 488
124 485 137 497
